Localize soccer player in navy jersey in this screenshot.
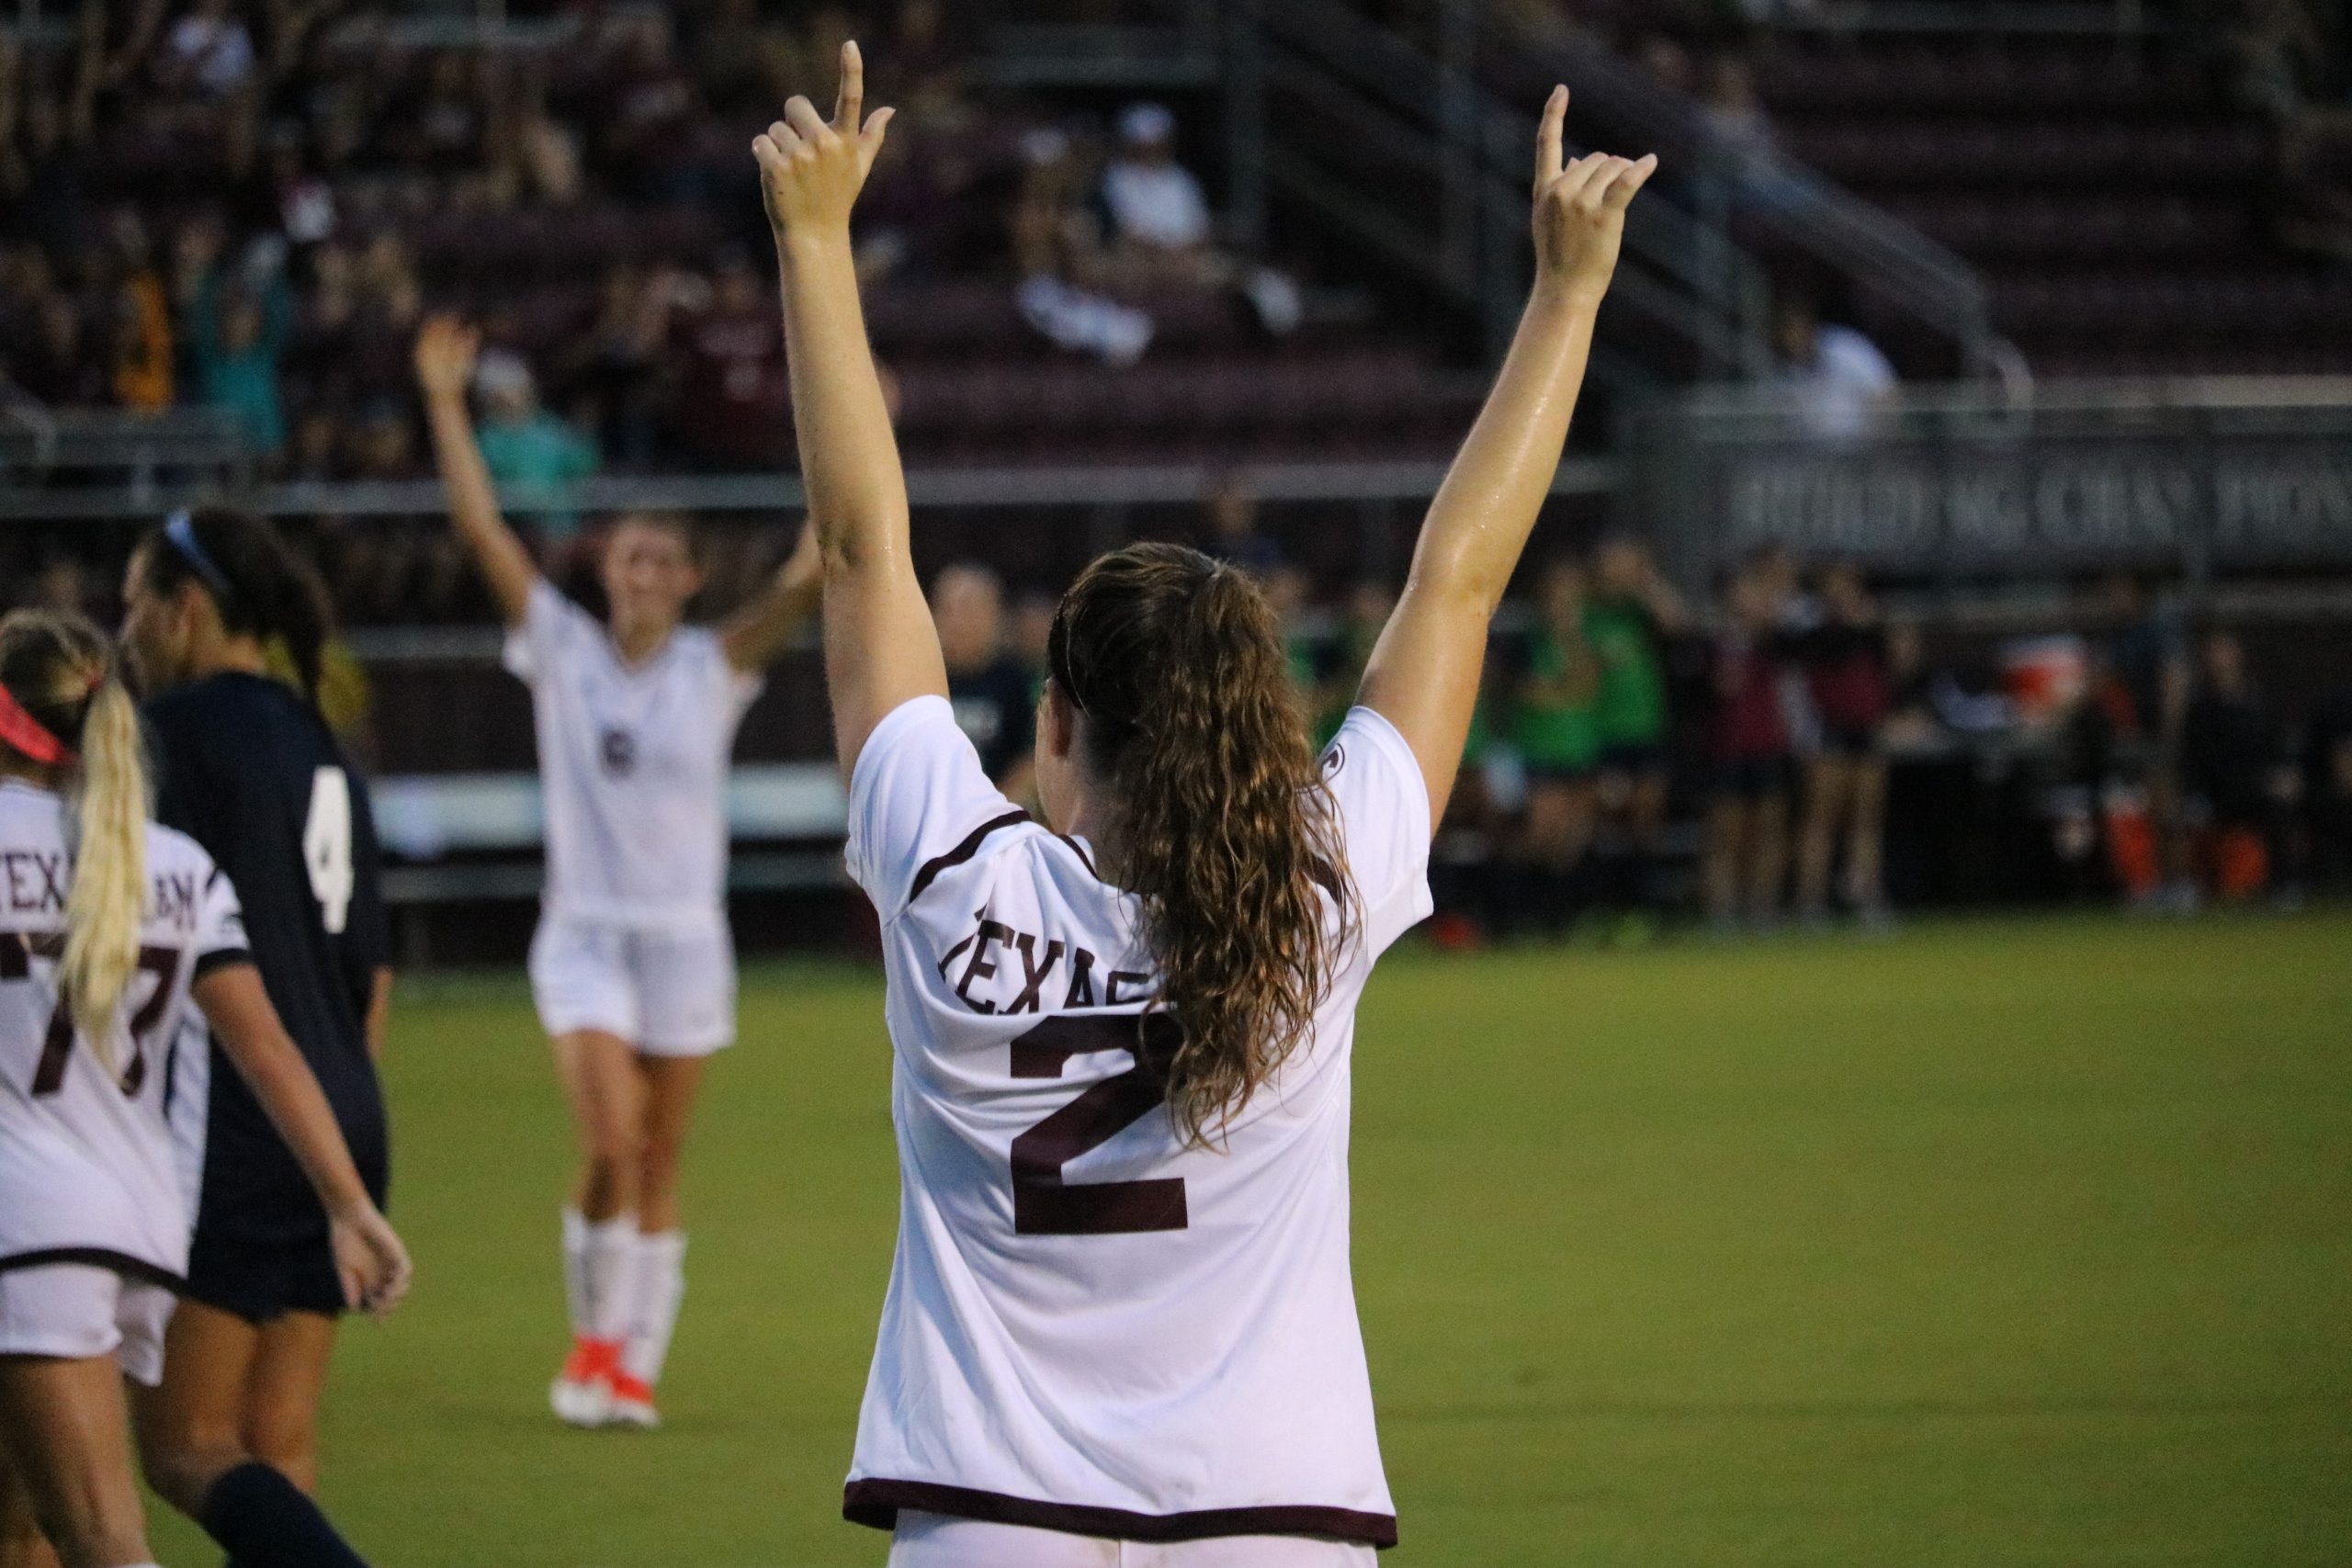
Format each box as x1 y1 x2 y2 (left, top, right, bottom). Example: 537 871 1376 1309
117 509 395 1518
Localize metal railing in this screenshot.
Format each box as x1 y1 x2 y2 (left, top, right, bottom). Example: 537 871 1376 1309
1467 3 2017 385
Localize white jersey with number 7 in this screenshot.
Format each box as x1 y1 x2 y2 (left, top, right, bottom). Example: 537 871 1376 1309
0 780 250 1281
840 694 1432 1550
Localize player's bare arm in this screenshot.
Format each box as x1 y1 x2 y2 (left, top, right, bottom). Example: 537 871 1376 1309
1359 86 1654 822
415 315 540 629
195 963 413 1318
753 41 943 779
719 517 825 672
367 964 393 1062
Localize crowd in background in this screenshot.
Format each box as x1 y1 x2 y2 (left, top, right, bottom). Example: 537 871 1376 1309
0 0 1309 479
899 481 2352 940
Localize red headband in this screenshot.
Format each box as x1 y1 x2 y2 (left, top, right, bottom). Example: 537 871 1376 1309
0 683 74 767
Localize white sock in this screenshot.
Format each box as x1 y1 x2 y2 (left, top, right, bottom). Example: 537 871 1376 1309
622 1230 687 1387
586 1213 640 1346
560 1208 592 1340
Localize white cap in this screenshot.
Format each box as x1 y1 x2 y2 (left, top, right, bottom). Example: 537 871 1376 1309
472 348 535 404
1118 101 1175 146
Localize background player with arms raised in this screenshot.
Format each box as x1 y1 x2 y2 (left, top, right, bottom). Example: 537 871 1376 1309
414 321 824 1429
757 45 1650 1564
0 610 408 1568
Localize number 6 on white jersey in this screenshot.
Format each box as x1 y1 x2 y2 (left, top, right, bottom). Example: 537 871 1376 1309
303 765 354 935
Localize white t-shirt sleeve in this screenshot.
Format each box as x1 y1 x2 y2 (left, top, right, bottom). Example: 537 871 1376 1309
1321 705 1435 956
192 861 251 976
695 631 765 720
846 695 1025 921
501 579 592 685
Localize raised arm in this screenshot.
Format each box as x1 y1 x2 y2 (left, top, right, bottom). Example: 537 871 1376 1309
1358 89 1653 822
414 316 539 628
752 43 938 778
719 517 825 671
195 964 412 1317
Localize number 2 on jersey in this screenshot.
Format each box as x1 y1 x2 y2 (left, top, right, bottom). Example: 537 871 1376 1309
303 765 354 935
1009 1014 1189 1235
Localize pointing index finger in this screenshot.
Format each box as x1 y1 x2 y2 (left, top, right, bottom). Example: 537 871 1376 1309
834 39 864 135
1535 85 1566 196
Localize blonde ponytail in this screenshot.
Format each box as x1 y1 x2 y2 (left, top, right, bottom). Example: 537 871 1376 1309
61 676 149 1070
0 611 152 1076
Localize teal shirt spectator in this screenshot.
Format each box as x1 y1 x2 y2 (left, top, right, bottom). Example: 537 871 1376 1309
478 412 600 542
189 271 292 455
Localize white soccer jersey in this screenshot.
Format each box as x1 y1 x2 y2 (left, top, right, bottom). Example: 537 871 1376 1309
841 696 1433 1550
0 781 249 1283
503 581 763 930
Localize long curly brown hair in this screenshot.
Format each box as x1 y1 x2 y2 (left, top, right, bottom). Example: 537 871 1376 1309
1049 542 1356 1146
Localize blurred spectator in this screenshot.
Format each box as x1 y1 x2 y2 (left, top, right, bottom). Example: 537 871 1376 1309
1510 559 1606 932
1102 101 1301 334
2179 629 2291 903
1199 474 1285 579
1774 293 1896 442
471 348 599 545
934 564 1036 799
1589 536 1685 916
2308 685 2352 891
189 257 292 455
1703 562 1798 931
1794 563 1892 926
1014 127 1151 366
163 0 258 98
673 248 787 468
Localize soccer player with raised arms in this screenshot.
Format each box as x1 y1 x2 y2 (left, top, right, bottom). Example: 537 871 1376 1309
414 323 824 1430
758 44 1651 1564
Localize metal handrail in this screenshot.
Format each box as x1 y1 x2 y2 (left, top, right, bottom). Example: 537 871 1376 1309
1475 9 2011 379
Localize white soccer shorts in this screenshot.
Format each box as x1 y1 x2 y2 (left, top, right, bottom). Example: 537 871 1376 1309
0 1262 175 1386
528 918 738 1057
886 1514 1379 1568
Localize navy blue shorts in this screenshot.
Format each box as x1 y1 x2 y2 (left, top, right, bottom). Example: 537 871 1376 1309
182 1230 347 1324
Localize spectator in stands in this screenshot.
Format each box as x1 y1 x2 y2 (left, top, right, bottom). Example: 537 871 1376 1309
2180 628 2291 904
1511 559 1607 931
1794 562 1894 927
674 246 789 468
2308 684 2352 893
1774 291 1897 442
1199 473 1285 579
1102 101 1301 334
1013 126 1152 366
933 563 1036 800
1589 536 1685 920
189 260 292 457
1103 102 1213 267
1703 560 1798 931
470 348 600 549
2095 572 2195 909
105 209 174 411
161 0 258 98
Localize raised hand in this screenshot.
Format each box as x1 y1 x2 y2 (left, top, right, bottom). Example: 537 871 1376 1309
413 314 480 404
1531 86 1657 302
752 40 895 242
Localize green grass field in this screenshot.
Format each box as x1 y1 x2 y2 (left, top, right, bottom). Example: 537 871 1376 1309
148 914 2352 1567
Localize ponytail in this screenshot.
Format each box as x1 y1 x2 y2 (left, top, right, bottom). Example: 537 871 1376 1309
62 677 148 1066
1049 543 1355 1146
139 507 333 703
0 612 150 1075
